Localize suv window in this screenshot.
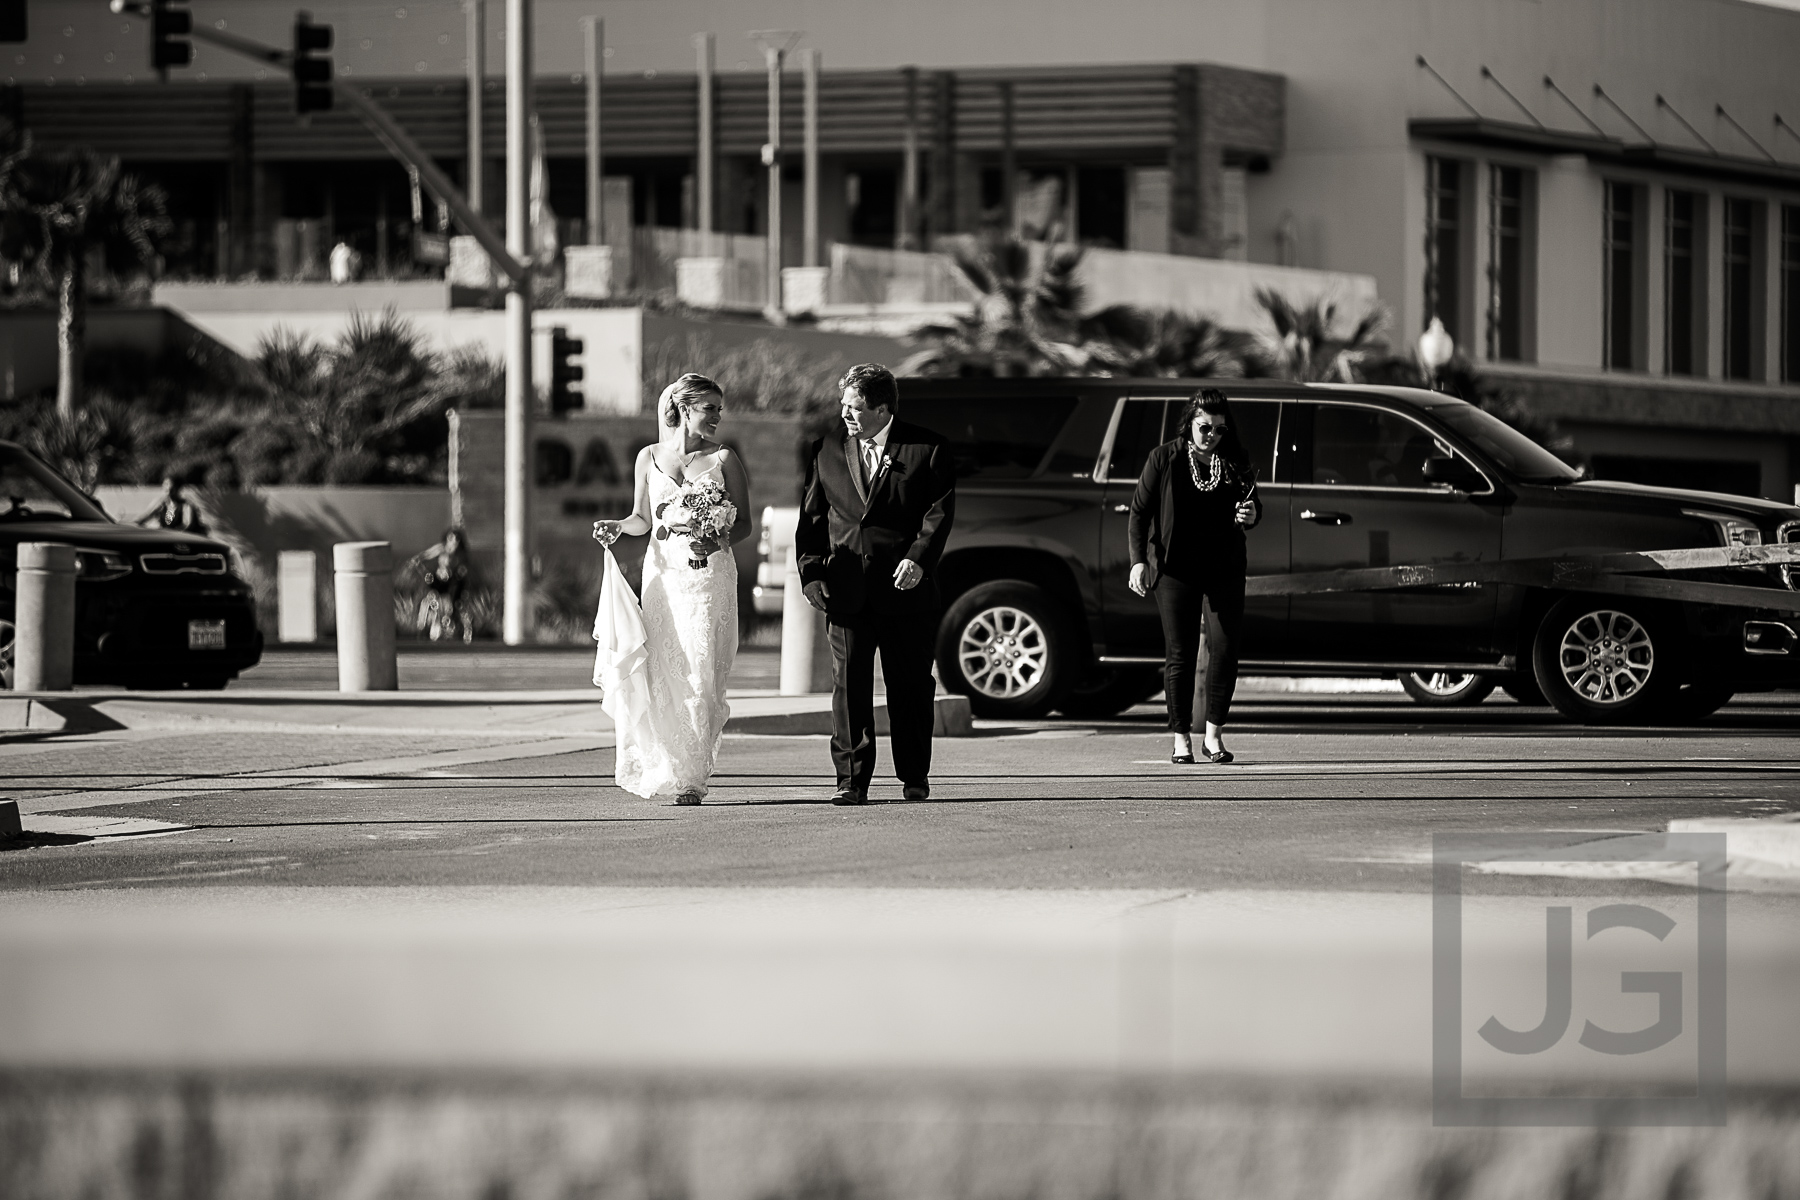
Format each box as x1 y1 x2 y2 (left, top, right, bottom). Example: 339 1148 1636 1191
1107 397 1282 483
1230 399 1280 481
905 396 1078 481
1296 403 1454 489
1105 399 1175 481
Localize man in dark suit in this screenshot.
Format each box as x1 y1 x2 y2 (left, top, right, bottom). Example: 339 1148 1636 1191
796 363 956 806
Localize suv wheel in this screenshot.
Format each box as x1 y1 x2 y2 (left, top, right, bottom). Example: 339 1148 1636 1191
1058 666 1163 718
937 581 1076 719
1399 670 1495 706
1532 597 1677 725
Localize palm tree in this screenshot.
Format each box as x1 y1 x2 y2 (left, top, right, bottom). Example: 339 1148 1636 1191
0 144 171 418
901 234 1092 377
247 309 452 484
1252 288 1387 382
1077 305 1255 379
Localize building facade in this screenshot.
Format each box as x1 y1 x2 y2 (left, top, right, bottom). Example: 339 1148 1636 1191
8 0 1800 496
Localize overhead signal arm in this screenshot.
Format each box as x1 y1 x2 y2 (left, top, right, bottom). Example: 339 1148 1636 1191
107 0 526 286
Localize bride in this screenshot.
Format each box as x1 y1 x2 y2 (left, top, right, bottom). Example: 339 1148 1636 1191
592 374 752 804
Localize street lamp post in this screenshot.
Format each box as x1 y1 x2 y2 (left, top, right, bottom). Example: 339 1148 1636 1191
1418 316 1455 390
502 0 533 644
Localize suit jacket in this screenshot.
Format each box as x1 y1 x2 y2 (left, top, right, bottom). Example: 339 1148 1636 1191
796 418 956 617
1128 438 1262 573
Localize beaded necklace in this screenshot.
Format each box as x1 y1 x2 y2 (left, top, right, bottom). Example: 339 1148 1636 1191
1186 444 1224 492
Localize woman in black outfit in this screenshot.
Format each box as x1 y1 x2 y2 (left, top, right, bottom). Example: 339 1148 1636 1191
1128 388 1262 764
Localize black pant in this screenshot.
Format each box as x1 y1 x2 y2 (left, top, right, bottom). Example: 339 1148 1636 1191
1153 569 1245 731
828 609 938 789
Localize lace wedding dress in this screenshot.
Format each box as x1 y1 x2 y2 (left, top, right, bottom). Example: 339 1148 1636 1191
595 464 738 799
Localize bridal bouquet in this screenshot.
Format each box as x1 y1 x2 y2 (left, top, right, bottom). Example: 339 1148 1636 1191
656 475 736 568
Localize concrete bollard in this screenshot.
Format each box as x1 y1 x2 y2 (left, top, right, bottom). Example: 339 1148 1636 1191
14 542 76 692
778 543 834 695
277 550 319 643
333 541 397 692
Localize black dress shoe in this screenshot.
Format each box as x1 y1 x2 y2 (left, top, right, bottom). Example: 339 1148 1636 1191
1204 746 1234 764
902 783 929 801
831 786 869 806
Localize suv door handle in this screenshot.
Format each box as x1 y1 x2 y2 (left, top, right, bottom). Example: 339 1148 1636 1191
1300 509 1352 526
1113 504 1130 512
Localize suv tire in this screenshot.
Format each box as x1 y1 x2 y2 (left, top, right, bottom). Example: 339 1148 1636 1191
1399 670 1495 706
1532 596 1679 725
1058 666 1163 718
937 581 1076 719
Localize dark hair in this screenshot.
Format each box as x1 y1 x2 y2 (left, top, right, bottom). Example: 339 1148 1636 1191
839 363 899 415
1176 387 1253 475
660 373 724 427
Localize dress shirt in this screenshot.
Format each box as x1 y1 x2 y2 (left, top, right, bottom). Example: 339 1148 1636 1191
858 420 892 487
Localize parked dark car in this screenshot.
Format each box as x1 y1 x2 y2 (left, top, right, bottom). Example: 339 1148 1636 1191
0 440 264 689
899 379 1800 725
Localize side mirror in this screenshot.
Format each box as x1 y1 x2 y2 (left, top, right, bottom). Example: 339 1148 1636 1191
1422 454 1483 492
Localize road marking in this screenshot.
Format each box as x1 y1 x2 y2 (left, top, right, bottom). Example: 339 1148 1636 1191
18 734 611 816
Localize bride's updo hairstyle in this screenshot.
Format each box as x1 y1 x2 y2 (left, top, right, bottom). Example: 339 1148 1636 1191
658 373 724 428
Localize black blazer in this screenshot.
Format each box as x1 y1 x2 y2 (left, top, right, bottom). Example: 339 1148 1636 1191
796 419 956 617
1128 438 1262 572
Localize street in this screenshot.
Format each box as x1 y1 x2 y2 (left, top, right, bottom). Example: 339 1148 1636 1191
5 679 1800 1195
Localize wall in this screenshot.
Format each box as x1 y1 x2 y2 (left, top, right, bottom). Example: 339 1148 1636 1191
0 309 197 401
92 485 453 636
450 409 808 620
1072 248 1380 329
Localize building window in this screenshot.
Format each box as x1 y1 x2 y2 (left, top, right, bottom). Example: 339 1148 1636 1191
1723 198 1764 381
1425 157 1463 347
1665 189 1704 376
1604 182 1643 371
1785 205 1800 383
1487 165 1533 362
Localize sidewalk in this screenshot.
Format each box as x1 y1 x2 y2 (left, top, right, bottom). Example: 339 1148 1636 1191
0 644 984 735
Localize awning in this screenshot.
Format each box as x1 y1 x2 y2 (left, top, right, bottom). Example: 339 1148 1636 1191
1409 117 1800 189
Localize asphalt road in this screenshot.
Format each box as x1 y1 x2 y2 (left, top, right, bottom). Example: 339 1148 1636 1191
7 693 1800 1196
5 690 1799 891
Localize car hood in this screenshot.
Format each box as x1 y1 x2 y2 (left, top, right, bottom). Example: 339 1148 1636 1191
1561 480 1800 525
0 520 230 558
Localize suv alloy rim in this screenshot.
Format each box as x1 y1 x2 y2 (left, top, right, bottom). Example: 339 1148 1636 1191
958 605 1048 699
1557 609 1655 705
1409 671 1477 696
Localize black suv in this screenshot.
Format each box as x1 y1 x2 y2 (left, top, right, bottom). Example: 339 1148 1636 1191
0 440 264 689
901 379 1800 725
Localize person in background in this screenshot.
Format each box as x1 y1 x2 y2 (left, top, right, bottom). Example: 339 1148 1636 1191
408 526 475 644
1127 388 1262 765
136 474 207 535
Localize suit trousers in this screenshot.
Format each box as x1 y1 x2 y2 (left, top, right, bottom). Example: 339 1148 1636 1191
1153 569 1245 732
828 608 937 789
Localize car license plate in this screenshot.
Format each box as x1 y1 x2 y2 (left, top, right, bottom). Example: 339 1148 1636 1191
188 618 227 650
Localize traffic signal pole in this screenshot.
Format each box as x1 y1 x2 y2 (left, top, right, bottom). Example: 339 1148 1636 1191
503 0 534 644
119 3 537 642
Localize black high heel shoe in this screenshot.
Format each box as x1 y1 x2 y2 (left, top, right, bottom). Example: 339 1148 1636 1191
1171 741 1196 764
1203 745 1234 764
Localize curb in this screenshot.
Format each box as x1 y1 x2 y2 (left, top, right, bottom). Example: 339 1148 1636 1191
0 692 974 738
1668 816 1800 870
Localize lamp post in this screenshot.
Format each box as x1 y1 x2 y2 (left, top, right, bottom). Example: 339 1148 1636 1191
1418 316 1454 390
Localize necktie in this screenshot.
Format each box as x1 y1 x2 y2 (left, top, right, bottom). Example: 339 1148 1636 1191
863 441 880 485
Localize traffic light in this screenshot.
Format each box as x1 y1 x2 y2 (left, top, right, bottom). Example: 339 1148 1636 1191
292 12 333 114
549 328 584 414
150 0 191 69
0 0 26 45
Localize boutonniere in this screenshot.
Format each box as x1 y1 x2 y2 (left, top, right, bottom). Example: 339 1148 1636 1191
879 453 895 474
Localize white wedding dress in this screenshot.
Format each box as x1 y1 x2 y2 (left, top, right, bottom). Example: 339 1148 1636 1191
594 463 738 799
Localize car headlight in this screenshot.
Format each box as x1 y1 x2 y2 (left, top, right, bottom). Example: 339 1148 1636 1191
1683 509 1762 548
74 549 132 582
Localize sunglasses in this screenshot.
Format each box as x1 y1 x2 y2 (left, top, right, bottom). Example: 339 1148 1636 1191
1196 424 1227 437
